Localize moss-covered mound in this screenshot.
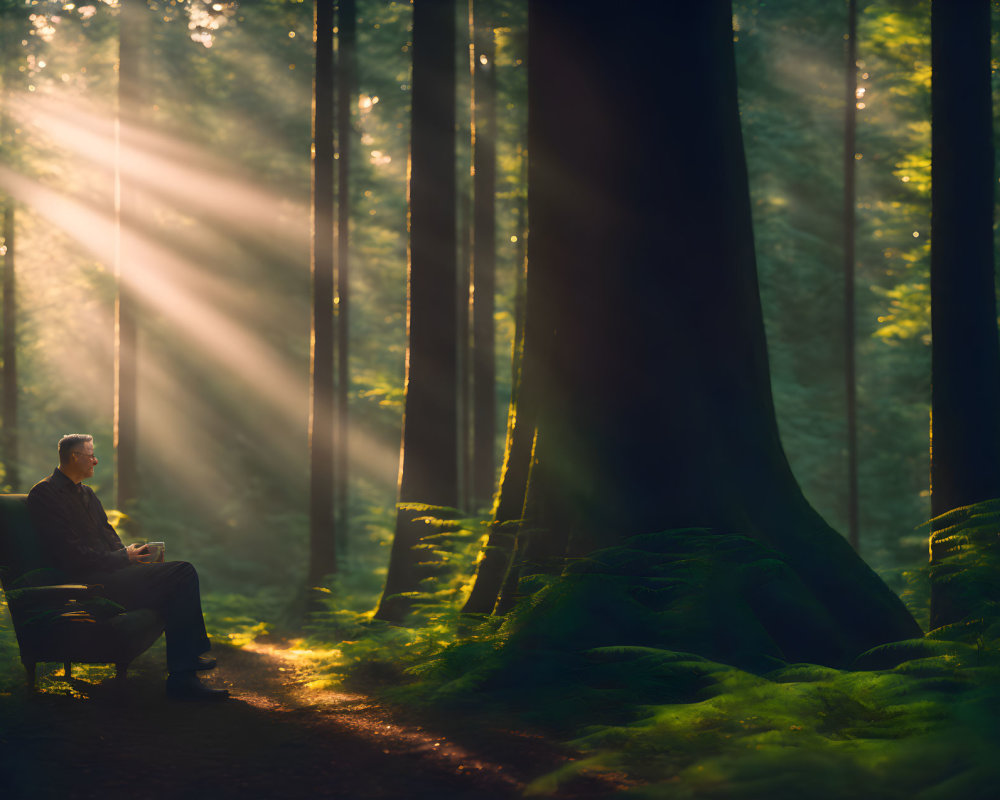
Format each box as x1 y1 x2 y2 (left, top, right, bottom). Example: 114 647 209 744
503 529 860 671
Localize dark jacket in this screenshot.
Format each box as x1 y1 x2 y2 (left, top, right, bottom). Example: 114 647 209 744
26 468 129 579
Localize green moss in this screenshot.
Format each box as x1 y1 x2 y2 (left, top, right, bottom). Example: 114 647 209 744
293 505 1000 797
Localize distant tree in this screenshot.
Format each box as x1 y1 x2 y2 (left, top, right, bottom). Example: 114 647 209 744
1 16 18 490
843 0 859 551
335 0 357 558
309 0 338 586
114 0 144 510
2 203 17 491
470 0 497 512
928 0 1000 627
376 0 458 622
465 0 920 662
458 0 474 512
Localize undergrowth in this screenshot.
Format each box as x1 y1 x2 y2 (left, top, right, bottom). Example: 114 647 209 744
0 593 21 693
4 499 999 797
294 501 1000 798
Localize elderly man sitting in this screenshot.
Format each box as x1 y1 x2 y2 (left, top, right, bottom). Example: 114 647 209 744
27 434 228 701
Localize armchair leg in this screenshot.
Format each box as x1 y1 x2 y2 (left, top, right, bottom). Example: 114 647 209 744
64 662 72 679
23 661 36 690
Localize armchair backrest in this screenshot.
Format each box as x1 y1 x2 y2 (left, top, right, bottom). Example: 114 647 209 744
0 494 64 591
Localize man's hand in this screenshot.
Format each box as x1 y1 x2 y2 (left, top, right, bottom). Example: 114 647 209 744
126 543 152 564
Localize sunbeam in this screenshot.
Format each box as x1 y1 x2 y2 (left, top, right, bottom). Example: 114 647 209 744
9 92 308 254
0 146 399 489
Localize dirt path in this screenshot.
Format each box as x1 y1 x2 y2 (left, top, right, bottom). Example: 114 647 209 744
0 642 608 799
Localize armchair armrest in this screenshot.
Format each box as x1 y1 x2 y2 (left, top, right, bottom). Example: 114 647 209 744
6 584 125 623
6 584 99 605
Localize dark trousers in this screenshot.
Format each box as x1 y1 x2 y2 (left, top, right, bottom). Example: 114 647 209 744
83 561 211 673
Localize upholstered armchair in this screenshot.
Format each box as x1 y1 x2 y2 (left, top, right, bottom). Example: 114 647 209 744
0 494 164 689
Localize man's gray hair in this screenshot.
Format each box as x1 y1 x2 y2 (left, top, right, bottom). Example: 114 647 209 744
58 433 94 464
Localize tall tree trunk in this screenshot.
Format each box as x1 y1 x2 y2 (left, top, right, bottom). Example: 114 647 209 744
115 0 143 511
458 190 473 510
928 0 1000 628
478 0 920 662
843 0 859 551
334 0 357 563
2 203 17 491
308 0 338 586
458 0 474 512
462 152 530 614
470 0 497 512
2 21 19 492
511 149 527 397
376 0 458 623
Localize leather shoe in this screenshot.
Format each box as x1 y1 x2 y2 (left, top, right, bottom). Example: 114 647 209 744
166 671 229 701
194 655 217 671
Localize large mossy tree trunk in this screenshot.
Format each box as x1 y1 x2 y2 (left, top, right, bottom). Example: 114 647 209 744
376 0 458 623
467 0 920 664
928 0 1000 628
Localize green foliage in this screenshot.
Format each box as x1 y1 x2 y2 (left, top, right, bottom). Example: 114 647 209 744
300 505 489 687
0 589 22 692
201 590 284 647
735 0 935 568
514 503 1000 796
923 498 1000 644
283 505 1000 797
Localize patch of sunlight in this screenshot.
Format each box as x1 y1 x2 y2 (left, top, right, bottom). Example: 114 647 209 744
303 677 337 690
33 663 116 697
225 621 270 648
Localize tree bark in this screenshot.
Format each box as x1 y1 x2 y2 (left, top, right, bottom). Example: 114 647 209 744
334 0 357 562
114 0 144 511
458 0 474 513
308 0 338 586
376 0 458 622
479 0 920 662
843 0 859 551
2 203 17 490
462 243 533 614
463 159 531 614
1 30 17 490
470 1 497 512
928 0 1000 628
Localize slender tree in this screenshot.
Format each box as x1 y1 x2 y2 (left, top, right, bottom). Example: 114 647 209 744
928 0 1000 627
843 0 859 551
376 0 458 622
465 0 920 662
462 148 529 614
1 203 16 491
114 0 144 510
1 25 17 490
308 0 337 586
470 0 497 512
458 190 473 510
458 0 474 511
334 0 357 560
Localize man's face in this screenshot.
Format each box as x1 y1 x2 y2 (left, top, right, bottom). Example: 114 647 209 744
71 442 97 479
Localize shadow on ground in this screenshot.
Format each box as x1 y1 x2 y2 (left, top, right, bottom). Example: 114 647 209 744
0 642 621 800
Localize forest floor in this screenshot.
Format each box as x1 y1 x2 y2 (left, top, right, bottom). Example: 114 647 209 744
0 637 624 800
